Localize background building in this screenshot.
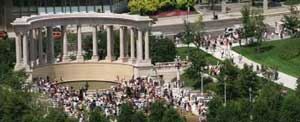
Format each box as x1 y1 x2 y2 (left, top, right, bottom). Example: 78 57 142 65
0 0 129 31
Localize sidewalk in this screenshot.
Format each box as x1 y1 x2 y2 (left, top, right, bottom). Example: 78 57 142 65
177 41 297 90
153 6 291 27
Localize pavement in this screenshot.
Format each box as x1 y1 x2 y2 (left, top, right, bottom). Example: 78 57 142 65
177 35 298 90
152 5 293 36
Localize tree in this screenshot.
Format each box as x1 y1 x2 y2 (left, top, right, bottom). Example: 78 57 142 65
184 49 207 80
280 93 300 122
241 6 265 52
252 10 265 53
182 20 194 47
282 6 300 36
128 0 146 15
150 37 176 64
297 77 300 95
176 0 196 10
132 111 147 122
43 108 72 122
89 107 108 122
182 15 205 48
253 83 283 122
149 101 166 122
241 5 254 43
162 107 185 122
117 103 135 122
191 15 206 48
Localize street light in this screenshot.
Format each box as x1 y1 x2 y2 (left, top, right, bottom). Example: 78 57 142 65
249 87 253 122
223 76 227 107
175 56 181 88
200 67 204 96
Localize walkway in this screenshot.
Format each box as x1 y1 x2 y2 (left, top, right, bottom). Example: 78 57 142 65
177 40 298 90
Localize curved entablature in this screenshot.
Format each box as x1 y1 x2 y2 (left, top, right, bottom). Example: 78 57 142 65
12 13 154 81
12 12 153 33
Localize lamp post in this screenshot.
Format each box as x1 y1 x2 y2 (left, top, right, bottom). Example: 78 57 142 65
200 67 204 96
175 56 181 88
186 0 191 22
249 87 253 122
223 76 227 107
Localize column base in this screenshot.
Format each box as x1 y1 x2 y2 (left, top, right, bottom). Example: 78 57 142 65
30 61 37 68
14 63 24 71
62 56 70 62
144 59 152 64
23 64 31 72
38 59 44 65
105 56 113 62
117 57 126 62
91 55 99 61
76 55 84 62
128 58 136 64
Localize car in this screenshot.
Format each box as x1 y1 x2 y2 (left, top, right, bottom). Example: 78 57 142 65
0 31 8 39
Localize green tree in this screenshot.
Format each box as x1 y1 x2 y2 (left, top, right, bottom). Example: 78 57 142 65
117 103 135 122
253 83 283 122
132 111 147 122
252 10 265 53
128 0 146 15
44 108 71 122
89 107 108 122
149 101 166 122
280 93 300 122
282 6 300 36
297 77 300 95
150 37 176 64
184 49 207 80
162 107 185 122
241 6 255 44
176 0 196 10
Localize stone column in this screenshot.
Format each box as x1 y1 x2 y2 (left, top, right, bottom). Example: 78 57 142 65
33 29 38 66
14 32 23 70
118 26 125 62
136 28 143 62
92 26 99 61
221 0 226 13
129 27 135 62
62 26 70 62
46 27 54 63
29 30 36 67
49 29 55 63
263 0 268 11
105 25 113 62
38 28 44 65
23 32 29 70
76 25 84 62
144 30 150 62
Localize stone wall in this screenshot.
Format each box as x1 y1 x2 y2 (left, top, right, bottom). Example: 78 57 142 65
32 62 134 83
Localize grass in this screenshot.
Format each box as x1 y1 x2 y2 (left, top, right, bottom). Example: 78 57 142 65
58 81 117 91
233 38 300 77
176 47 220 65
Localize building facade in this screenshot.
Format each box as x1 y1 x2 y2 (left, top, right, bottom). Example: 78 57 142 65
0 0 128 31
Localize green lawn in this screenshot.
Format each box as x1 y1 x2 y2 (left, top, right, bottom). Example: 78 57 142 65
233 38 300 77
176 47 220 65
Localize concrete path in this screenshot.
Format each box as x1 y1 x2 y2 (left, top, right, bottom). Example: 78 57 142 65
177 41 297 90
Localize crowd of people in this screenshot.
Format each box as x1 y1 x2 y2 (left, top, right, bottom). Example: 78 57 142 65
35 76 211 122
